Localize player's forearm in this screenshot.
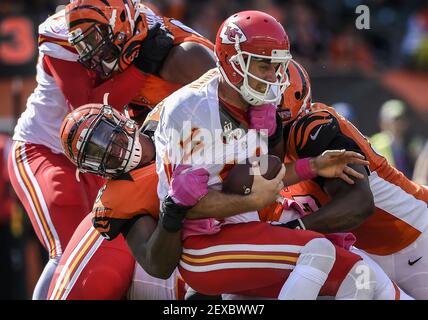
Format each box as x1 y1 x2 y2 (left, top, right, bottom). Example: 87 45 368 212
159 42 215 84
127 219 181 279
140 225 182 279
283 162 302 186
284 158 318 186
301 200 364 233
301 181 374 233
45 56 147 111
186 189 258 219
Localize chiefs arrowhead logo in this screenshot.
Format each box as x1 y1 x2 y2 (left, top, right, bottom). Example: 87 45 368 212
220 22 247 44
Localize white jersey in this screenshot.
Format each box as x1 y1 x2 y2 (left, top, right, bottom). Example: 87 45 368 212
155 69 267 225
13 9 78 153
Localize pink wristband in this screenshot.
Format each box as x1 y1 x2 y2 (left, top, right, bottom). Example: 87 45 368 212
295 158 317 180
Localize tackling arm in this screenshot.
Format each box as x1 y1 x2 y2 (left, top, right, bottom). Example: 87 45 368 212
300 164 374 233
44 56 148 111
283 150 369 186
159 41 216 84
124 215 181 279
282 110 374 232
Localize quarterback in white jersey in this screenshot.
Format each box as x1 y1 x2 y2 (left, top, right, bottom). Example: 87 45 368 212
154 11 386 300
155 66 412 299
156 69 268 227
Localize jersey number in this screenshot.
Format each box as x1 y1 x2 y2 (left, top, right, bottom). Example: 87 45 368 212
292 195 321 213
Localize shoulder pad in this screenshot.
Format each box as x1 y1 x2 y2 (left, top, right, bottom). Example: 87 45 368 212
141 100 163 130
93 177 133 212
38 10 68 39
38 9 78 61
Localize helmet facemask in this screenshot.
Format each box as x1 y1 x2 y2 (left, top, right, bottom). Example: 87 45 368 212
228 39 292 106
69 23 123 78
75 105 142 178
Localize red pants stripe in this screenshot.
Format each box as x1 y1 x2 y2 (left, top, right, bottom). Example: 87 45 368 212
8 142 105 258
179 222 361 297
49 226 103 300
48 213 135 300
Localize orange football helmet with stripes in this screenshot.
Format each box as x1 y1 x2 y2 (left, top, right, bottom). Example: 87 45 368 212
279 59 312 126
60 102 143 179
65 0 141 77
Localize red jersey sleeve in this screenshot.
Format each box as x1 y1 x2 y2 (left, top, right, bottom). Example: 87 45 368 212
44 55 148 112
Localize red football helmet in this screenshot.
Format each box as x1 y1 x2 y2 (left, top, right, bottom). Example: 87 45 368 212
66 0 141 77
279 59 312 125
215 11 292 106
60 102 143 179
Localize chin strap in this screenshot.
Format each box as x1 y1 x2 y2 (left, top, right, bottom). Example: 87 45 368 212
75 169 81 182
103 92 110 105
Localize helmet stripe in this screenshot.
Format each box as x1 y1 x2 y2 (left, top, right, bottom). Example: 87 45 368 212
291 60 308 100
68 18 105 29
67 5 109 21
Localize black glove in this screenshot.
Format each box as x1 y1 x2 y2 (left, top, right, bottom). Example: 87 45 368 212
133 23 174 75
159 195 193 232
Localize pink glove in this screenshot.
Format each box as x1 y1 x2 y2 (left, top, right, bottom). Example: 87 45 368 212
248 103 277 136
168 165 209 207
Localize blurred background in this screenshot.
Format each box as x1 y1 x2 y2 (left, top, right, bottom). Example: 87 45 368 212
0 0 427 299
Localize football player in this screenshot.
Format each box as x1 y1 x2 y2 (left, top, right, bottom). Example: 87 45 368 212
50 84 375 300
269 58 428 299
49 103 193 299
154 11 381 300
8 0 214 299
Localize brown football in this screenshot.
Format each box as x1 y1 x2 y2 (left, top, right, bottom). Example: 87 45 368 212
222 155 283 195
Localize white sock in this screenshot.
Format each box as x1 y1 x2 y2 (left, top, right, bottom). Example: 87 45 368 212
32 256 60 300
278 264 329 300
278 238 336 300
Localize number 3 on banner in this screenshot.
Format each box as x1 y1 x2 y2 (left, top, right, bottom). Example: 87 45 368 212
0 17 36 65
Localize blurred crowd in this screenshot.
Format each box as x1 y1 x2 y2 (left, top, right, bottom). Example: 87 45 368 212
154 0 428 73
1 0 428 73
